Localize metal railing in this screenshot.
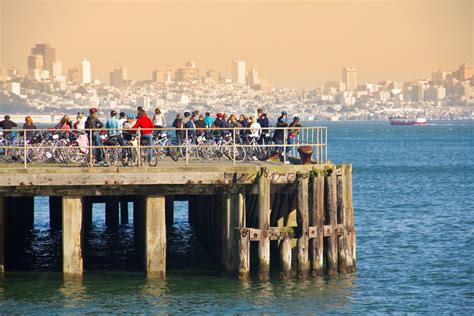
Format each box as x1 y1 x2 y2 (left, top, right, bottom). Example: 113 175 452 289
0 126 327 168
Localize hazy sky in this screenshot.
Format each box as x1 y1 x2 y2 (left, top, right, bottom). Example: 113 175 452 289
1 0 472 88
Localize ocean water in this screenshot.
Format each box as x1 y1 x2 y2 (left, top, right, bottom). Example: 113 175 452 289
0 121 473 313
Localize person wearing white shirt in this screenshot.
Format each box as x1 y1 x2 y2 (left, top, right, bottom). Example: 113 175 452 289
152 108 166 128
249 116 261 139
74 112 87 130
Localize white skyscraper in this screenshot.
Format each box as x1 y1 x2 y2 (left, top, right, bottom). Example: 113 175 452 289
342 67 357 92
232 60 246 84
80 59 91 84
52 60 62 79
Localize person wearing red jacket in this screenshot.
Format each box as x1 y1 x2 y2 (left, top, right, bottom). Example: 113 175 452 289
133 110 154 160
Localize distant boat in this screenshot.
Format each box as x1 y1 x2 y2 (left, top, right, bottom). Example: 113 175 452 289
389 117 427 125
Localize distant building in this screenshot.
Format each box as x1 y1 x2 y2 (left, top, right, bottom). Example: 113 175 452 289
137 95 151 110
110 67 128 87
152 69 173 83
52 60 62 80
80 59 91 84
247 67 260 85
27 54 44 72
342 67 357 92
424 86 446 101
176 62 199 82
30 43 56 74
9 82 21 96
324 81 346 93
431 70 447 86
68 68 81 84
232 60 246 84
458 63 474 81
205 70 220 83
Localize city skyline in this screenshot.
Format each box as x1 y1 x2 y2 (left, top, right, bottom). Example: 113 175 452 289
1 0 472 88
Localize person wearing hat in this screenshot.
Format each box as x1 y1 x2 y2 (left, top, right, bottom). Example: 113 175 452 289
85 108 105 162
74 112 87 130
286 116 302 163
106 110 125 157
273 111 289 158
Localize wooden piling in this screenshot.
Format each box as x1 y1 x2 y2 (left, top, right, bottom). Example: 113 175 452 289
49 196 62 230
337 171 349 273
345 165 356 272
325 173 338 275
105 197 119 227
145 195 166 278
279 236 292 280
120 198 129 225
62 196 83 277
310 176 324 276
225 192 244 275
82 197 93 230
296 175 309 278
258 170 271 281
165 195 174 227
239 227 250 280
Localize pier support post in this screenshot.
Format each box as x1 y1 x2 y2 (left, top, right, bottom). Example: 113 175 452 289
165 195 174 227
49 196 63 230
62 196 83 277
120 198 129 225
325 173 338 275
258 170 271 281
105 197 119 227
224 192 244 275
345 166 356 272
0 197 5 273
296 174 310 278
145 195 166 278
337 171 349 274
311 176 325 276
279 236 292 280
134 196 146 266
82 197 93 230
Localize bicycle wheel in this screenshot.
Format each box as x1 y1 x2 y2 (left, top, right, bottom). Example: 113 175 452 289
167 140 179 161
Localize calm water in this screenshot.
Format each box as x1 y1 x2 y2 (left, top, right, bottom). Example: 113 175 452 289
0 121 473 313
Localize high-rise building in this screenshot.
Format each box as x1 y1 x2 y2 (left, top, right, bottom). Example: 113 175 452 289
232 60 246 84
27 54 44 71
80 59 91 84
176 62 199 82
431 70 447 85
152 69 173 83
52 60 62 79
205 70 220 83
68 68 81 84
342 67 357 92
458 63 474 81
110 67 128 87
247 67 260 85
30 43 56 74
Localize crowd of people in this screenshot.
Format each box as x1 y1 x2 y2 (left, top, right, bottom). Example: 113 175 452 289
0 107 303 163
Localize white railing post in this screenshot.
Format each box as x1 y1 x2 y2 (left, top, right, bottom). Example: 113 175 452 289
283 127 287 164
23 129 27 168
89 128 93 167
137 129 142 167
233 128 237 166
325 128 328 163
185 128 189 166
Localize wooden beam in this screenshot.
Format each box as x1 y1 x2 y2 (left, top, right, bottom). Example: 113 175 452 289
345 165 356 273
325 173 338 275
258 170 271 281
279 236 292 280
62 196 83 277
238 228 250 280
225 192 244 275
337 173 350 274
311 176 324 276
296 175 310 278
145 195 166 278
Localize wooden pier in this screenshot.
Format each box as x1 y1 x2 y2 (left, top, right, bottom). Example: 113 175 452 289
0 162 355 279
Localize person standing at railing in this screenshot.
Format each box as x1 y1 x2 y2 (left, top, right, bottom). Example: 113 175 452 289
132 109 154 160
74 112 87 130
286 116 302 163
22 116 37 142
195 114 206 137
152 108 166 137
204 112 214 128
118 112 127 133
0 115 18 142
55 115 73 130
184 114 197 139
106 110 126 158
214 113 229 138
258 112 271 145
85 108 105 162
172 113 184 144
249 116 262 139
273 111 288 159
